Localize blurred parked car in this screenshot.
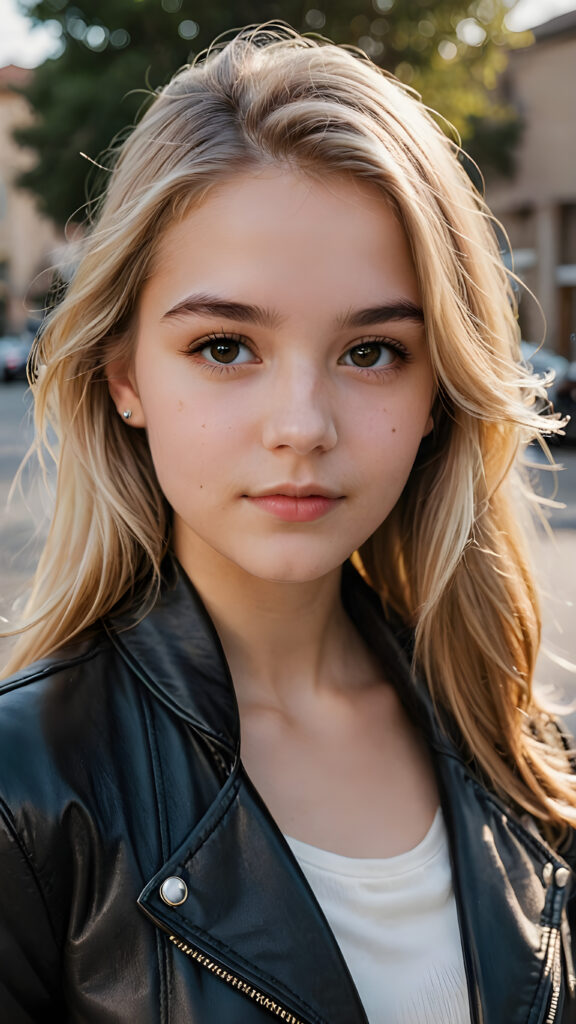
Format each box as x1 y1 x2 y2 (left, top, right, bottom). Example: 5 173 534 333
520 342 576 445
0 335 32 382
520 341 568 403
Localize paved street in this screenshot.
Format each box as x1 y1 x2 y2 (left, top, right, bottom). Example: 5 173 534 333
1 380 575 718
0 383 47 613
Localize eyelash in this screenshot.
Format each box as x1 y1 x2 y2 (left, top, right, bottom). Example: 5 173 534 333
184 333 251 375
183 332 412 377
339 335 412 377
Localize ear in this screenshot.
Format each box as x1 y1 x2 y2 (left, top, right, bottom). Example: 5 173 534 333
105 358 146 428
422 413 434 438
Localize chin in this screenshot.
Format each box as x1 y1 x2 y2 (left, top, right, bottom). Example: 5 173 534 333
237 548 351 585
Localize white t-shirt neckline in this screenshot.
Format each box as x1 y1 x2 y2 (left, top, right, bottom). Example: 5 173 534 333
285 806 443 878
284 807 471 1024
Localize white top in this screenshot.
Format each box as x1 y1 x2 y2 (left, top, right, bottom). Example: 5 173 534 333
285 809 471 1024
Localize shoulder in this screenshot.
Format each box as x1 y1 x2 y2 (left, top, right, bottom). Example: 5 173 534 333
0 620 167 899
0 630 106 695
0 627 139 814
0 623 169 977
0 628 113 736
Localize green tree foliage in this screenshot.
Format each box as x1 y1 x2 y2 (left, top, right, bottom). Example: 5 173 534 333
14 0 530 225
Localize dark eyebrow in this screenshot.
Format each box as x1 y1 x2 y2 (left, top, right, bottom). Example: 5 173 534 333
162 293 281 328
162 292 424 329
337 300 424 329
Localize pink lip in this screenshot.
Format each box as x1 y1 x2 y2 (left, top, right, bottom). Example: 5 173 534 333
246 493 343 523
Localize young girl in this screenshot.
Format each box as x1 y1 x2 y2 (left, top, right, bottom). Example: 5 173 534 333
0 24 574 1024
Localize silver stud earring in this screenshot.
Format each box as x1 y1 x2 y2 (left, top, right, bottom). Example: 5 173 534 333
122 409 132 420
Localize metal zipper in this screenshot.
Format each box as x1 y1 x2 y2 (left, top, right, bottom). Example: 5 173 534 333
543 926 562 1024
169 934 309 1024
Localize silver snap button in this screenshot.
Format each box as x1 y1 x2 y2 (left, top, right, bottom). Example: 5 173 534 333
160 876 188 906
543 862 554 885
555 867 570 889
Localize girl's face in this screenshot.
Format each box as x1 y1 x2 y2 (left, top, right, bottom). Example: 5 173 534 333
110 167 435 583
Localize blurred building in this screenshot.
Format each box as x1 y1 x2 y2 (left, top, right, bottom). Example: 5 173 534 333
0 64 62 336
487 11 576 357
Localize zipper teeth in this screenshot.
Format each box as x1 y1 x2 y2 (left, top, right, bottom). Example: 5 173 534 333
170 923 566 1024
169 935 308 1024
543 926 562 1024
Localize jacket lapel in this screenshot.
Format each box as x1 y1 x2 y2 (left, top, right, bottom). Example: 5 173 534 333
436 750 572 1024
139 765 369 1024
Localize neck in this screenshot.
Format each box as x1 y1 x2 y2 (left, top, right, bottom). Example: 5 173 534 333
174 543 367 710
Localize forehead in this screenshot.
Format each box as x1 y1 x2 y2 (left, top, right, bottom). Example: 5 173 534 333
140 167 421 319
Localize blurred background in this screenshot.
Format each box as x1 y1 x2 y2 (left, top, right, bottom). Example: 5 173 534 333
0 0 575 702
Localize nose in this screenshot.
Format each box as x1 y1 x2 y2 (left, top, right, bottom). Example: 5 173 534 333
261 362 338 455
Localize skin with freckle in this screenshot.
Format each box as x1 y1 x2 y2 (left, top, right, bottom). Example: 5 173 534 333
113 168 434 585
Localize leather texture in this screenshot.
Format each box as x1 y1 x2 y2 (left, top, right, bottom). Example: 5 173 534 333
0 559 575 1023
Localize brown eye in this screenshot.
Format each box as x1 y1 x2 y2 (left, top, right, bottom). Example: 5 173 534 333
208 339 240 363
344 343 395 368
194 335 254 366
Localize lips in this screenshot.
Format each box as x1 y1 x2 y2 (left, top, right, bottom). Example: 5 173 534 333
250 483 341 499
245 486 343 523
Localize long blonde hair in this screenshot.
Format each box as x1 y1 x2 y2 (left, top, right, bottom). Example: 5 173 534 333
4 26 574 837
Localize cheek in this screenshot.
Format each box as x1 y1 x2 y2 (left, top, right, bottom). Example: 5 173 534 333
354 405 430 489
359 395 431 449
142 395 242 503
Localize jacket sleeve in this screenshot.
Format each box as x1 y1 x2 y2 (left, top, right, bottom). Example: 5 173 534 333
0 799 64 1021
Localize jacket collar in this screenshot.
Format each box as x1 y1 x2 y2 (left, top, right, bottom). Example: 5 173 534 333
106 556 449 761
105 559 240 758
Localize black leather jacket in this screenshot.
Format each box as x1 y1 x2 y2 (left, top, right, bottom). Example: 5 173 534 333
0 561 575 1023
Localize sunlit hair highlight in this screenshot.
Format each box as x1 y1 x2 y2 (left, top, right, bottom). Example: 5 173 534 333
3 25 574 840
